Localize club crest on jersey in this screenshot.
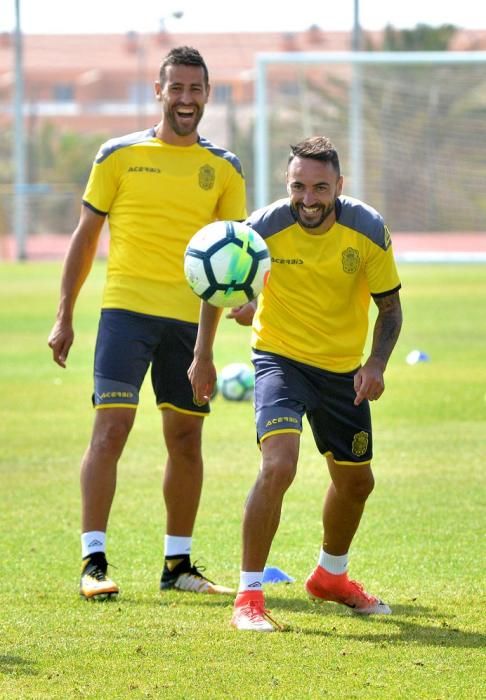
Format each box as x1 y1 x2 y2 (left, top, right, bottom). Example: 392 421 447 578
342 247 360 274
352 430 369 457
199 164 215 190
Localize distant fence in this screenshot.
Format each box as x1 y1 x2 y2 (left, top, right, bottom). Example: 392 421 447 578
0 186 81 238
0 186 111 261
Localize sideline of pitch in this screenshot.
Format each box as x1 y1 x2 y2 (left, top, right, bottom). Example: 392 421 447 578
2 231 486 263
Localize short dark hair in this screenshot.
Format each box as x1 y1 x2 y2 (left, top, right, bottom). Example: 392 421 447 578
159 46 209 86
288 136 340 176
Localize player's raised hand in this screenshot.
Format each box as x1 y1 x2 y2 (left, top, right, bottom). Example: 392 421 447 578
226 300 257 326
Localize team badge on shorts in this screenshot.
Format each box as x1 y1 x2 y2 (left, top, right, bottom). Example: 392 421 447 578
199 164 215 190
342 247 360 274
352 430 369 457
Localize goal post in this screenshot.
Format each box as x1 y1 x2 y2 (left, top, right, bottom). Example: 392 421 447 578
254 51 486 232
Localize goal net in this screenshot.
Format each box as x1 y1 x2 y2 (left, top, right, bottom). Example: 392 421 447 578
254 51 486 233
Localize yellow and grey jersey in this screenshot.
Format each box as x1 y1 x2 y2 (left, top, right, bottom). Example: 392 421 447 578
83 128 247 322
247 195 401 373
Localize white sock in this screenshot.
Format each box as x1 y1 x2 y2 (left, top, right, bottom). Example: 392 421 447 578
238 571 264 593
81 531 106 559
319 549 349 575
164 535 192 557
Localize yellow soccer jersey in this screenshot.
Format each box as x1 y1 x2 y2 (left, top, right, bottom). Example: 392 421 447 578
83 129 247 322
248 196 401 373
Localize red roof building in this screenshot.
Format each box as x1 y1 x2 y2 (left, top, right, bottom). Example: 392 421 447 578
2 27 484 139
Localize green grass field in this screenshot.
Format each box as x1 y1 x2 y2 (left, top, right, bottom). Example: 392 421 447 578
1 261 485 699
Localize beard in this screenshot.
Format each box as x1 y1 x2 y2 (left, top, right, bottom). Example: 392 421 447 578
291 200 336 230
164 104 204 137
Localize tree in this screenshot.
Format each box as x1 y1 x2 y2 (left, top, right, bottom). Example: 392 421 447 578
382 23 458 51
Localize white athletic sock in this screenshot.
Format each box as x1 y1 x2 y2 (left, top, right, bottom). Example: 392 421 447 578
81 531 106 559
164 535 192 558
238 571 264 593
319 549 349 575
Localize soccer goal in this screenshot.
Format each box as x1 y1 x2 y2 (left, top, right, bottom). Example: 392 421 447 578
254 51 486 233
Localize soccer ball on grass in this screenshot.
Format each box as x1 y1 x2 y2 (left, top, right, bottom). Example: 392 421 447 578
184 221 270 308
218 363 254 401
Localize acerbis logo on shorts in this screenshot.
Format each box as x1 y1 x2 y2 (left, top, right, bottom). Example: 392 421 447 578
265 416 299 427
352 430 369 456
98 391 134 400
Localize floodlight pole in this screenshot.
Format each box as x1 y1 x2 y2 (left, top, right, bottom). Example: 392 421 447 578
349 0 364 200
13 0 27 260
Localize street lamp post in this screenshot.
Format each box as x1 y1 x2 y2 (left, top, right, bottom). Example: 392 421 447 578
132 11 184 131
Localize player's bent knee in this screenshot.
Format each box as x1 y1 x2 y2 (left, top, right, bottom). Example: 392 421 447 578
344 472 375 501
260 455 297 493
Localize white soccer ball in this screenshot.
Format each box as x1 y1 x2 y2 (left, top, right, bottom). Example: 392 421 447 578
184 221 271 308
218 362 254 401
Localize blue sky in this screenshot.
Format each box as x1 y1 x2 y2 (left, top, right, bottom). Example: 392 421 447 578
3 0 484 34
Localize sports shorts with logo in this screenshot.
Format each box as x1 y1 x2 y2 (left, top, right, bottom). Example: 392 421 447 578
252 349 372 465
92 309 210 415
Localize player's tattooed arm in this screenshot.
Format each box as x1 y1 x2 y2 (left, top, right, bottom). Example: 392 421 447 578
370 291 403 369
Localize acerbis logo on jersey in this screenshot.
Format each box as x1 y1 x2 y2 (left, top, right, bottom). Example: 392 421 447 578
127 166 161 173
271 257 304 265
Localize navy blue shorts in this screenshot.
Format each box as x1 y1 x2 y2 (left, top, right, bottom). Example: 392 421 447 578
252 350 372 465
92 309 210 415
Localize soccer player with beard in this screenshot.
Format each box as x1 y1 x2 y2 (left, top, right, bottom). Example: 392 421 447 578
48 46 247 600
189 136 403 631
